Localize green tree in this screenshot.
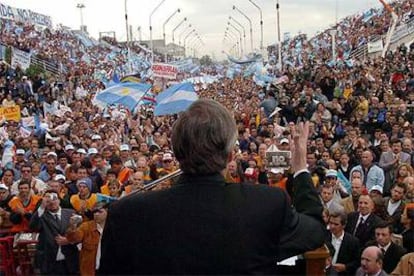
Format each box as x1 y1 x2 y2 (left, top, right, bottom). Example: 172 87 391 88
25 63 46 79
199 55 213 66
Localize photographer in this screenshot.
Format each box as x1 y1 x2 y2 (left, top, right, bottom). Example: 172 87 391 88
66 202 109 276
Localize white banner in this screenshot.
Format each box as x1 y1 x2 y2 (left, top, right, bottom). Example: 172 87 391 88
11 48 31 70
367 40 383 53
0 2 52 28
151 63 178 79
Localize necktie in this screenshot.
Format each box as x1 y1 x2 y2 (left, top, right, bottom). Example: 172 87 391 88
354 217 365 236
381 247 386 256
54 214 60 223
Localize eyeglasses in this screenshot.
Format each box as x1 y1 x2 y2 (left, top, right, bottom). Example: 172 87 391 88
21 170 31 173
163 160 172 163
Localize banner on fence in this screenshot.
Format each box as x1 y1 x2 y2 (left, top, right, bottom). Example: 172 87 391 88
367 40 383 53
151 63 178 79
0 2 52 28
11 48 31 70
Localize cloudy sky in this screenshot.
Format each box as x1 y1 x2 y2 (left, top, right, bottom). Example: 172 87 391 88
4 0 383 59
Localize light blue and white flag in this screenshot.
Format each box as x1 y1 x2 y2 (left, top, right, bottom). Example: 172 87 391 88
95 82 152 111
154 83 198 116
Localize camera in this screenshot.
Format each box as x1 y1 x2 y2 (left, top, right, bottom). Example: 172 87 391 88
71 214 83 225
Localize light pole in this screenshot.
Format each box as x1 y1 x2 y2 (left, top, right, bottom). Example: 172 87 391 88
228 22 243 56
233 5 253 52
183 29 195 57
229 16 246 55
178 24 192 45
226 29 239 56
163 8 180 44
172 17 187 44
276 0 282 67
76 3 85 31
137 26 142 41
248 0 263 51
329 29 337 61
124 0 129 44
149 0 166 63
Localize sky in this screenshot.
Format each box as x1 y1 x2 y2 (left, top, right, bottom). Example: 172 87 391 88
3 0 384 59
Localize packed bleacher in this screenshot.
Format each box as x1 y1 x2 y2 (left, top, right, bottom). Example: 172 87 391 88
0 0 413 275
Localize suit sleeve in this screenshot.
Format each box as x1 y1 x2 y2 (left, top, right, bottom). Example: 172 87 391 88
379 153 394 171
99 201 133 275
278 172 325 261
345 236 361 274
29 208 43 231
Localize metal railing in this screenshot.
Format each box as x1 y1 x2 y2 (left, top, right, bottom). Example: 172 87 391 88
30 55 61 77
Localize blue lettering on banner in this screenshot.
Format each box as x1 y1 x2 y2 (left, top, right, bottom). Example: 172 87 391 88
16 8 29 21
0 2 52 28
0 3 14 19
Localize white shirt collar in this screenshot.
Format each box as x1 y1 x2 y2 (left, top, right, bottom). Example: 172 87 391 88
332 230 345 242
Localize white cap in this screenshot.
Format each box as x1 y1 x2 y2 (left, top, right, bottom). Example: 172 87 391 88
88 148 98 155
370 185 383 194
47 152 58 158
120 144 130 151
54 174 66 181
91 134 102 140
326 169 338 178
65 144 75 151
77 148 87 155
162 152 173 161
280 138 289 144
16 149 25 155
0 183 8 190
270 168 284 174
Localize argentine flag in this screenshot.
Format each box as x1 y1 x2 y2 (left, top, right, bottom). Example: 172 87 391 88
154 83 198 116
95 82 152 111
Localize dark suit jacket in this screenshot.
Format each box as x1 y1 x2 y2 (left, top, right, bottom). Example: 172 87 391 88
382 197 405 233
100 172 325 275
403 229 414 252
30 207 79 274
365 241 407 274
326 232 360 275
345 212 383 247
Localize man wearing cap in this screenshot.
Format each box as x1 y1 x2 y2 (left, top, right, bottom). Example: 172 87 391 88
91 134 103 149
38 156 64 183
30 190 79 274
157 152 177 179
64 144 75 161
278 138 290 151
70 178 97 218
77 148 87 162
14 149 27 179
11 163 47 195
0 183 13 229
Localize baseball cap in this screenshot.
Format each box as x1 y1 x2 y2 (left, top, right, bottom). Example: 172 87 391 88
16 149 25 155
326 169 338 178
280 138 289 145
54 174 66 182
65 144 75 151
47 152 58 158
0 183 8 190
88 148 98 155
270 168 284 174
163 153 173 161
370 185 383 194
91 134 102 140
77 148 87 155
120 144 130 151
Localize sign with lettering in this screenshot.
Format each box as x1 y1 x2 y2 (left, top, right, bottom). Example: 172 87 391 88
0 2 52 28
0 105 21 122
151 63 178 79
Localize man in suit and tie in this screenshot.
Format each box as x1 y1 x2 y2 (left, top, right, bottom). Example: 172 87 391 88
30 190 79 275
345 194 383 247
325 211 360 275
355 246 388 276
379 138 411 196
366 222 407 274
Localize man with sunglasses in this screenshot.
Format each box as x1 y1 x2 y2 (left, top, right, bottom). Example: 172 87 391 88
11 163 47 195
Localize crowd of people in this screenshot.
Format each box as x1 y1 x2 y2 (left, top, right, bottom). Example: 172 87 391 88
0 0 413 275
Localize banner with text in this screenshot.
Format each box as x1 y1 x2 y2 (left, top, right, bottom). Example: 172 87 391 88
151 63 178 79
0 3 52 28
367 40 383 53
11 48 31 70
0 105 21 122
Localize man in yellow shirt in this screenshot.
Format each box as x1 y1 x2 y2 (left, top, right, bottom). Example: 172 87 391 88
70 178 97 219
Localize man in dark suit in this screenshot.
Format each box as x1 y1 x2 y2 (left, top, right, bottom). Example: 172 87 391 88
30 190 79 275
355 246 388 276
100 99 325 274
345 194 384 247
366 222 407 274
325 211 360 275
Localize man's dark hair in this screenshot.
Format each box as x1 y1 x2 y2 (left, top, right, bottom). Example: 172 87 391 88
329 211 347 226
390 138 402 146
392 181 407 194
18 179 31 188
375 221 393 234
172 99 237 175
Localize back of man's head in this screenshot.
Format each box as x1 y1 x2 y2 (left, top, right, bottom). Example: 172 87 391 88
172 99 237 175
